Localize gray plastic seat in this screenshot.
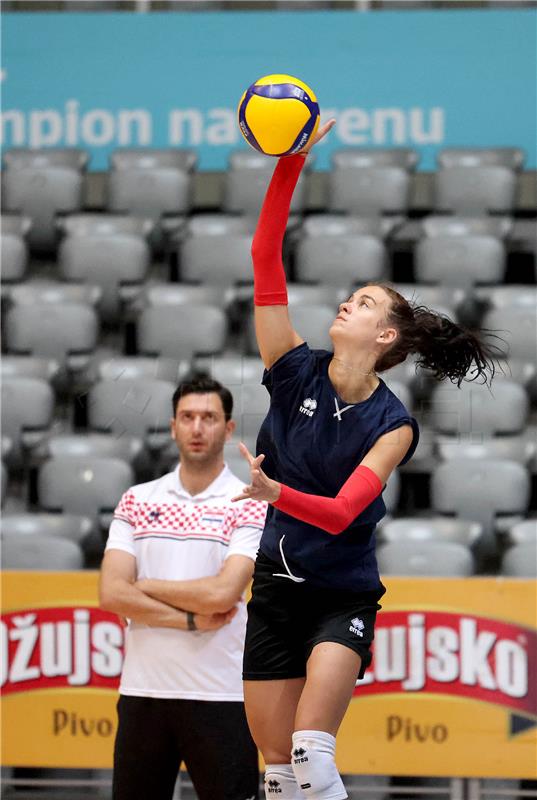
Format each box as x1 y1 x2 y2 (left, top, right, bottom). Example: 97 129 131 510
224 449 255 486
379 517 483 547
301 214 402 239
223 150 310 215
59 232 150 320
1 461 7 508
195 355 265 386
392 283 465 317
57 213 154 239
229 383 270 442
328 166 410 214
107 167 191 218
437 147 525 171
296 235 387 284
434 166 516 214
110 148 197 172
3 166 83 250
332 148 419 170
181 234 253 285
501 543 537 577
88 379 175 452
138 305 227 359
5 302 98 373
505 518 537 546
142 283 227 310
0 355 60 384
415 235 506 287
1 232 28 282
431 459 531 559
382 469 401 516
377 540 475 576
431 379 529 436
287 284 342 307
46 433 144 466
246 305 334 354
382 379 412 410
1 213 32 237
1 513 94 545
185 214 255 238
421 215 514 239
95 355 190 385
3 147 89 171
1 533 84 570
483 307 537 363
38 456 133 528
1 378 55 467
8 280 101 308
476 285 537 311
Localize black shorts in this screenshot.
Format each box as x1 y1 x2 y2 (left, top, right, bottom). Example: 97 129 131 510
243 551 384 682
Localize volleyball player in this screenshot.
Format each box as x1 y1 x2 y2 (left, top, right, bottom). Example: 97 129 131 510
231 120 497 800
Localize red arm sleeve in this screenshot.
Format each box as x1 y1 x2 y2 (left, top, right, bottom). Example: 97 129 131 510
252 154 306 306
272 465 383 535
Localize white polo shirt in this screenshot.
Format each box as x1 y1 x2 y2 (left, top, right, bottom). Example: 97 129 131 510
105 464 267 701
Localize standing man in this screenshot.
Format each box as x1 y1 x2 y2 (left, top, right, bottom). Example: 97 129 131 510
100 377 267 800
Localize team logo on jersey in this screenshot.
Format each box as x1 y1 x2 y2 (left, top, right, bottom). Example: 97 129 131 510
266 779 282 793
299 397 317 417
350 617 365 637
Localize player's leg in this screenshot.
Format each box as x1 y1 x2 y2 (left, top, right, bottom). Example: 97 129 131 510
180 699 259 800
245 678 306 799
290 643 363 800
112 696 181 800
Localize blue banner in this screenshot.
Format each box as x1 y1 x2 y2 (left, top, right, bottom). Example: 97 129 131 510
2 10 535 170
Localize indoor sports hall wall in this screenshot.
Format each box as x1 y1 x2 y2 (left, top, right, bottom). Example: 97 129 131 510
2 8 536 170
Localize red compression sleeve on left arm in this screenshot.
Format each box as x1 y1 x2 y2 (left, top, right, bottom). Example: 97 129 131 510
252 154 306 306
272 464 382 535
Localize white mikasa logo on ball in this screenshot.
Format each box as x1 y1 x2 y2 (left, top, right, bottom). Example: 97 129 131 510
299 397 317 417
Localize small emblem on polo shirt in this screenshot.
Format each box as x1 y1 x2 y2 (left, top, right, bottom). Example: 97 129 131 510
148 510 161 521
299 397 317 417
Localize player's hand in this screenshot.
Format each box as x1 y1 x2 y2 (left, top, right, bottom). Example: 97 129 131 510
231 442 281 504
194 607 238 631
301 117 336 154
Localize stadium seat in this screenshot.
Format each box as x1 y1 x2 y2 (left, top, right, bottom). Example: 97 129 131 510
431 459 531 560
505 518 537 546
377 540 475 576
1 461 7 508
1 377 55 468
59 232 151 321
383 469 401 516
1 534 84 570
223 149 311 216
437 147 525 170
1 230 28 282
420 214 514 239
382 379 412 410
434 166 516 214
1 513 94 546
328 166 410 214
110 147 197 172
45 433 144 466
180 233 253 285
378 517 483 548
8 280 102 308
38 456 133 529
245 305 334 354
224 448 253 486
0 355 60 384
415 235 506 287
87 379 175 453
107 168 191 228
4 302 98 376
392 283 465 317
3 166 83 250
229 383 270 443
430 378 529 437
295 235 387 284
475 285 537 311
1 213 32 238
287 283 342 308
501 543 537 577
482 307 537 364
3 147 89 171
185 214 255 237
332 147 419 171
141 283 227 310
301 214 403 239
138 305 228 359
194 355 265 386
95 355 190 385
57 213 154 239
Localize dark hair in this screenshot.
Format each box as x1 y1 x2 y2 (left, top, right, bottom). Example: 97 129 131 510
172 376 233 420
368 282 502 387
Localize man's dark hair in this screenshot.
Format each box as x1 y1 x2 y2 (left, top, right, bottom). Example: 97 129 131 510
172 376 233 421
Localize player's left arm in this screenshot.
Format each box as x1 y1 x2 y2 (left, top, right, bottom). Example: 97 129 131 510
135 554 255 615
231 426 414 535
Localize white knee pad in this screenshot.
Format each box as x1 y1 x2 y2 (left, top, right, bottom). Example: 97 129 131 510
291 730 347 800
264 763 304 800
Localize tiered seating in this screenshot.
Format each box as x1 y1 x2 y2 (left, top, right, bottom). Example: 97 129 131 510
1 143 535 574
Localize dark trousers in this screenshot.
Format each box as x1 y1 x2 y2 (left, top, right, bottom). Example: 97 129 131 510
113 695 259 800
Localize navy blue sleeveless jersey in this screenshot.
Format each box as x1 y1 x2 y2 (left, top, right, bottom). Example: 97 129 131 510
255 343 420 592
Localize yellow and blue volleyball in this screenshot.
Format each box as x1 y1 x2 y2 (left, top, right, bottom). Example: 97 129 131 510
238 74 320 157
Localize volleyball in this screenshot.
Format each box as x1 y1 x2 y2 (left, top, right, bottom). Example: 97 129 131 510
237 74 320 157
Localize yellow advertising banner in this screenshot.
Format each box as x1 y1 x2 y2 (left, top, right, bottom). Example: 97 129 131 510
1 572 536 778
